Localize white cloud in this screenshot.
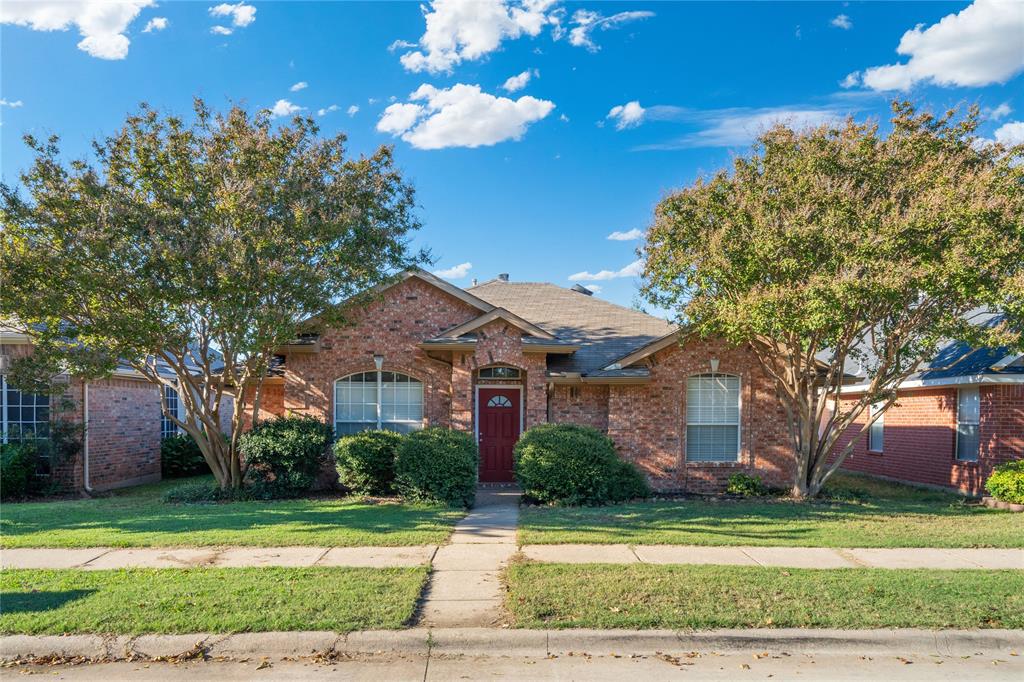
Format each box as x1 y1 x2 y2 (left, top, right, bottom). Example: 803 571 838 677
567 9 654 52
388 39 417 52
347 104 360 116
502 68 537 92
0 98 24 108
0 0 154 60
607 228 643 241
434 262 473 279
270 99 304 118
210 25 232 35
398 0 556 74
581 283 602 293
638 106 844 150
290 81 308 92
607 100 645 130
830 14 852 30
377 83 554 150
559 113 569 122
988 102 1012 120
142 16 167 32
840 71 861 88
994 121 1024 146
209 2 256 27
858 0 1024 91
568 259 643 281
317 104 339 116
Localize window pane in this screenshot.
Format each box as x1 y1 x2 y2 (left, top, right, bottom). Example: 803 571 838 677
958 388 980 425
956 423 979 461
869 420 884 452
686 425 739 462
686 375 740 424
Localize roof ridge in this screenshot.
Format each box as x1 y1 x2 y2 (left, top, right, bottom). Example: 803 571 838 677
467 280 671 325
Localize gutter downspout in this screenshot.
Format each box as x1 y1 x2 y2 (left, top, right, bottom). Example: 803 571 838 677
83 381 92 493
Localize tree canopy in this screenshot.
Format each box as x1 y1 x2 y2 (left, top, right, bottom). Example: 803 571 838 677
0 99 427 488
643 101 1023 497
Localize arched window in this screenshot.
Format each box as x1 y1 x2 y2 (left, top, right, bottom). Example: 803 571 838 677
486 395 512 408
335 371 423 436
686 373 740 462
478 366 521 379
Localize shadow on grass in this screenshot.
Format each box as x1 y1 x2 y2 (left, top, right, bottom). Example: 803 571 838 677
0 589 96 614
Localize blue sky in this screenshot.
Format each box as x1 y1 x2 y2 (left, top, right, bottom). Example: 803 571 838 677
2 1 1022 312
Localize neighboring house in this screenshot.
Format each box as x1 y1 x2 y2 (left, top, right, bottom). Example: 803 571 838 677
263 270 795 492
835 334 1024 496
0 327 230 492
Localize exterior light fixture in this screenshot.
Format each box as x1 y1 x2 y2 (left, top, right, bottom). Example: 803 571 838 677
373 354 384 371
710 358 720 373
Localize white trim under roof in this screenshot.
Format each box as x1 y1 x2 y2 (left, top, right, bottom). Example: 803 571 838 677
840 373 1024 393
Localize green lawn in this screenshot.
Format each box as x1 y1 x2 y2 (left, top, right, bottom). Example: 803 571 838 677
518 474 1023 548
0 567 427 634
506 563 1024 630
0 476 464 548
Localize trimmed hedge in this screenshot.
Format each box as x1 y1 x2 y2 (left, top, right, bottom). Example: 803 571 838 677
985 460 1024 505
395 428 477 507
1 442 39 501
334 430 405 496
514 423 651 505
160 433 210 478
240 415 333 498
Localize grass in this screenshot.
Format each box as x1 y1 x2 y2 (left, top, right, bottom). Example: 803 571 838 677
0 567 428 634
518 473 1023 548
0 476 464 548
506 563 1024 630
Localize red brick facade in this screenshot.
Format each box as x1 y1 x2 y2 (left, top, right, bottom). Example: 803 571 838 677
837 384 1024 496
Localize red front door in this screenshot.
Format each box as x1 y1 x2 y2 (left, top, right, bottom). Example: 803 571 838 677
478 387 521 482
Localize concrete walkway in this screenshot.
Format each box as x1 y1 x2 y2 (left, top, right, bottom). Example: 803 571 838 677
415 487 520 627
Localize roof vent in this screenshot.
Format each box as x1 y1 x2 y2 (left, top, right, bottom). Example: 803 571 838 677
497 273 509 282
471 278 478 286
571 284 593 296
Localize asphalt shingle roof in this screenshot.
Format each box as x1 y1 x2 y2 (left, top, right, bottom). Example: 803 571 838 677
467 280 676 374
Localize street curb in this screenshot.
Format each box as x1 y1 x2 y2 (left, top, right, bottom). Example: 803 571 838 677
2 628 1021 663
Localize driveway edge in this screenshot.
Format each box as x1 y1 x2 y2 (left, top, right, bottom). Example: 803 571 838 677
2 628 1021 663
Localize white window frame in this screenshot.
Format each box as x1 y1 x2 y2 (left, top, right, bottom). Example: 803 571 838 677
160 385 182 439
334 371 424 435
685 373 741 463
955 387 980 462
868 401 884 452
0 375 50 445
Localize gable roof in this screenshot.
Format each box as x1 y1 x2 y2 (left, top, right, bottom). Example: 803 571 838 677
467 280 676 374
434 307 557 340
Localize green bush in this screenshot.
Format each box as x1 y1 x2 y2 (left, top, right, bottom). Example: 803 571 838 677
162 481 255 504
394 428 477 507
726 472 768 497
335 430 405 496
513 423 651 505
985 460 1024 505
1 442 39 501
160 433 210 478
239 415 333 498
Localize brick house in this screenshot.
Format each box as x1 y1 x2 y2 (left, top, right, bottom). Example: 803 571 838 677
260 270 795 493
835 335 1023 496
0 327 231 492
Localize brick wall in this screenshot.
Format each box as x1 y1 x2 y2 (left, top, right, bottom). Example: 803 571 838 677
838 384 1024 495
549 384 609 431
607 336 793 493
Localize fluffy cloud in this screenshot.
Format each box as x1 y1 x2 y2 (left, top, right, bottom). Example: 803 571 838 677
994 121 1024 146
269 99 304 118
347 105 360 116
0 0 154 59
638 106 844 150
209 2 256 27
607 228 643 241
568 259 643 281
607 101 645 130
0 98 24 108
290 81 308 92
433 262 473 279
988 102 1012 120
839 71 860 89
398 0 556 74
377 83 554 150
317 104 340 116
856 0 1024 91
142 17 167 32
502 68 537 92
830 14 852 30
567 9 653 51
210 25 232 35
580 283 602 293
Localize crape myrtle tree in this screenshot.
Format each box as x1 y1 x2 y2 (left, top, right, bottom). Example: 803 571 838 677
0 99 427 489
642 102 1023 498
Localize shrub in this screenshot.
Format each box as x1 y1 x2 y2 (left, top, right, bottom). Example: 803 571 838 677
161 433 210 478
985 460 1024 505
513 423 651 505
1 442 39 501
335 430 405 496
394 428 477 507
240 415 333 498
727 472 768 497
163 481 254 504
